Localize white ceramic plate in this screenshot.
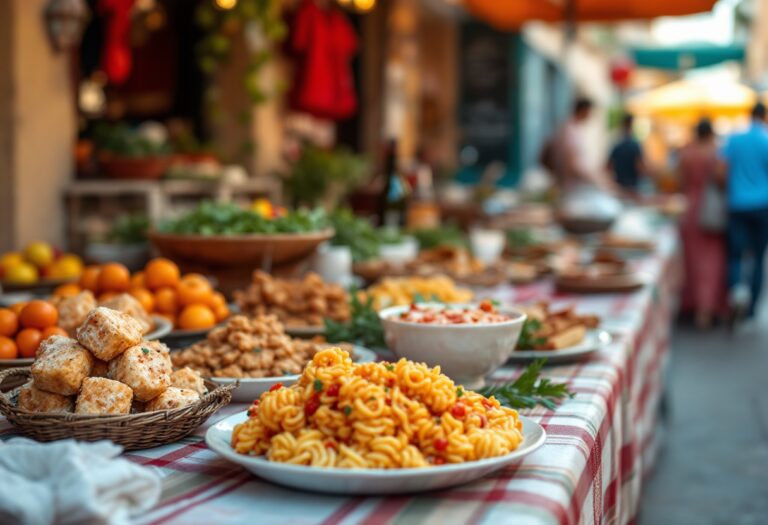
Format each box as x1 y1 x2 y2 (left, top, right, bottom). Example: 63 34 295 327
209 346 378 403
145 316 173 341
509 329 613 364
205 411 546 494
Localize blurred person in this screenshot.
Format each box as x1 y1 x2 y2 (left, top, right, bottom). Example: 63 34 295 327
607 113 646 193
542 97 618 194
678 118 726 328
720 102 768 322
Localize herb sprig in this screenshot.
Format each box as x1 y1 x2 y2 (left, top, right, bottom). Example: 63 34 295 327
516 319 546 350
324 290 386 349
477 359 573 410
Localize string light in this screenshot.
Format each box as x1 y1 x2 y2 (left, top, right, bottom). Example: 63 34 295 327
353 0 375 12
214 0 237 10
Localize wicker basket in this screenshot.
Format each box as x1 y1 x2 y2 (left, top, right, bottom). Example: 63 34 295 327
0 368 236 450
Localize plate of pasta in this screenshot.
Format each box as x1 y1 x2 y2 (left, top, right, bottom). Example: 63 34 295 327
205 348 546 494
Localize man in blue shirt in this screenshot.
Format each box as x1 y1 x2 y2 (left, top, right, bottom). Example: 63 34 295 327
607 114 645 192
721 103 768 319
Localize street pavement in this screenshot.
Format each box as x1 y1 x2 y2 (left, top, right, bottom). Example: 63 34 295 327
640 317 768 524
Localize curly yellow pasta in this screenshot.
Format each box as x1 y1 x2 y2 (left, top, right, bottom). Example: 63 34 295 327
231 348 523 468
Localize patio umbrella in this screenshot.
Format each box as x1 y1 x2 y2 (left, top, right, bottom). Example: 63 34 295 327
626 78 757 120
463 0 717 30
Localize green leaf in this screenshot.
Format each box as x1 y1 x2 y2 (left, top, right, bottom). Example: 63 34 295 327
314 379 323 392
476 359 574 411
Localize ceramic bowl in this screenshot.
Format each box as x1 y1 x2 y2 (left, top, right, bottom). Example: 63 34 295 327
379 303 526 389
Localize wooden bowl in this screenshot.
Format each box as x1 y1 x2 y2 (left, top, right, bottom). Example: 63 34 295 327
149 229 334 267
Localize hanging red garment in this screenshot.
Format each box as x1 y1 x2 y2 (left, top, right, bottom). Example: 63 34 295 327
289 0 358 120
98 0 135 85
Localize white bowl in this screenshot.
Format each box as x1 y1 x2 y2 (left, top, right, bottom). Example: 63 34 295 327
379 303 526 389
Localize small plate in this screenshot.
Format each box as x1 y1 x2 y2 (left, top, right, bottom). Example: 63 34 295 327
145 316 172 341
555 272 648 294
209 346 378 403
509 329 613 364
206 411 546 494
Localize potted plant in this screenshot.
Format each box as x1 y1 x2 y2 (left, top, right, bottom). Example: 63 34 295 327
283 145 370 210
94 122 173 180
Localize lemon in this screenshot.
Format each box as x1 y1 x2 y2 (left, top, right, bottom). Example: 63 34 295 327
0 252 24 272
5 262 38 284
24 242 54 268
49 254 84 280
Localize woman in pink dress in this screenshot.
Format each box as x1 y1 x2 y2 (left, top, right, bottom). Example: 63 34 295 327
677 119 726 328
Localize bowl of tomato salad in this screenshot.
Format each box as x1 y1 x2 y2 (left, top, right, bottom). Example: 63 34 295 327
379 301 526 389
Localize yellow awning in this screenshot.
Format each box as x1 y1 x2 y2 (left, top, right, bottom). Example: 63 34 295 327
627 79 757 120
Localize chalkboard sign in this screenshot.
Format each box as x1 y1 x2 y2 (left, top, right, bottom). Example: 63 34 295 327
459 24 513 168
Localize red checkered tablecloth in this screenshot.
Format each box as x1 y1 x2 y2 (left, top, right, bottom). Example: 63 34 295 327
0 227 682 525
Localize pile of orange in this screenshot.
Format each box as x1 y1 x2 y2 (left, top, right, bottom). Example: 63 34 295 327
0 300 68 359
53 258 229 331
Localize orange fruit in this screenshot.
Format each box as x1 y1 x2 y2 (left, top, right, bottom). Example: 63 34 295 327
145 258 180 291
0 336 18 359
177 277 213 307
130 288 155 313
0 308 19 337
79 265 101 292
154 287 178 314
130 271 146 290
41 326 68 340
19 300 59 329
96 262 131 293
9 302 27 316
53 283 82 298
97 291 118 303
207 291 227 309
213 303 230 322
178 304 216 330
16 328 42 358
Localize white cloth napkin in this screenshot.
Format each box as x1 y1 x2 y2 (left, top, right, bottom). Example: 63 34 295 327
0 438 161 525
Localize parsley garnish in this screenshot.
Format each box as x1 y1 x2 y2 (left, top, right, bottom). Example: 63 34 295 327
477 359 573 410
456 387 464 398
324 290 386 348
141 347 150 355
385 364 394 372
343 406 352 416
314 379 323 392
516 319 547 349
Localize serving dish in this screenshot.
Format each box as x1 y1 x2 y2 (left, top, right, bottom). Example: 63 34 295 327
149 229 334 267
510 329 613 364
205 410 546 494
379 303 526 389
145 315 172 341
208 346 377 402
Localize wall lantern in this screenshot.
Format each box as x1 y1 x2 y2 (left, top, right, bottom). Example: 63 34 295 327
44 0 90 52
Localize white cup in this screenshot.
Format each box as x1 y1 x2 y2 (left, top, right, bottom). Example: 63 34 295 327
313 243 352 286
378 236 418 265
469 229 505 265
